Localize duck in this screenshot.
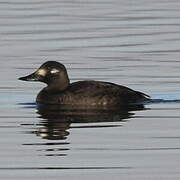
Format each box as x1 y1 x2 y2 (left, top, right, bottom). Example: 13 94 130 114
19 61 150 107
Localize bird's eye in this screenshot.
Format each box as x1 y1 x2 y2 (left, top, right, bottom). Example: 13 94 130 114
50 68 59 74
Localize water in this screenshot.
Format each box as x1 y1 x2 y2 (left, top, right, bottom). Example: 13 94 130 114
1 0 180 179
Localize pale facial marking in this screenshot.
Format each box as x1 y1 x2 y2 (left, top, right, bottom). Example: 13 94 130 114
37 69 47 76
50 68 59 74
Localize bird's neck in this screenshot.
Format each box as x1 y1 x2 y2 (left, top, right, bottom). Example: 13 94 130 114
45 78 70 93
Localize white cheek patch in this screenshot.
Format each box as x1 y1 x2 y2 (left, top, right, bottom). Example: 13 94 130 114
50 68 59 74
37 69 47 76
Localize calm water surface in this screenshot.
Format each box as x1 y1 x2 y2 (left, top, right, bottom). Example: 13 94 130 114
1 0 180 179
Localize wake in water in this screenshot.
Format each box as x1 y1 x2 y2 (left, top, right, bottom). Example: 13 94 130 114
143 93 180 104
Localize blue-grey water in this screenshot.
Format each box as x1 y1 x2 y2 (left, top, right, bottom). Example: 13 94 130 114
1 0 180 179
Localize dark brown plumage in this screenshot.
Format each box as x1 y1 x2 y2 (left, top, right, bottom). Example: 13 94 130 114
19 61 150 108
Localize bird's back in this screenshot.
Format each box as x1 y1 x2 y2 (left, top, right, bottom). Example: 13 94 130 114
36 81 149 107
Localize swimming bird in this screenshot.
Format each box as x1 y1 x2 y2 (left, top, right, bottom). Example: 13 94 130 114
19 61 150 108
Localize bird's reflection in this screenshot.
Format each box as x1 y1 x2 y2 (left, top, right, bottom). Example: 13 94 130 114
35 104 146 140
21 104 146 156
